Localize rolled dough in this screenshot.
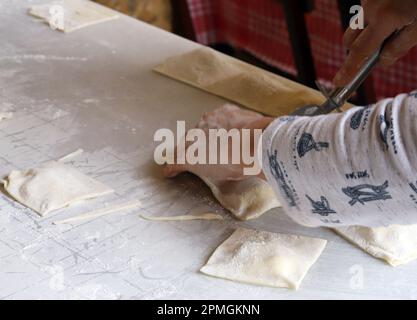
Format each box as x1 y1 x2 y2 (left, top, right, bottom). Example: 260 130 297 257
2 161 113 216
201 176 280 221
334 225 417 267
29 0 119 33
200 228 327 290
140 213 224 221
154 47 327 117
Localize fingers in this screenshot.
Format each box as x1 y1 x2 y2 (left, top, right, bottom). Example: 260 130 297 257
343 27 362 50
162 163 187 178
334 24 393 86
243 117 275 130
380 22 417 66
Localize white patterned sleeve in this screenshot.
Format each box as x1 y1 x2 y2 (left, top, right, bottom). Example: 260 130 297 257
262 92 417 228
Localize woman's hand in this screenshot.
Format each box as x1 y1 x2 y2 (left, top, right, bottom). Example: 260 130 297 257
334 0 417 87
162 105 274 181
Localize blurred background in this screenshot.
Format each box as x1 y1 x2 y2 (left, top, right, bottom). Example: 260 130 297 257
94 0 417 105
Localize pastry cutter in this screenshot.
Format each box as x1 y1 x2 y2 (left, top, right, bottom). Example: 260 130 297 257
291 31 399 117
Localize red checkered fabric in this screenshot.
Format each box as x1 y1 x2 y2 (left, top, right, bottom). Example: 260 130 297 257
187 0 417 100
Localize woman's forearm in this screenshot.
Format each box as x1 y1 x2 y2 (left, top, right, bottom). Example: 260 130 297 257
262 92 417 227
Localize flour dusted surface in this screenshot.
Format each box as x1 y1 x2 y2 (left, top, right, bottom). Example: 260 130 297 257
29 0 119 33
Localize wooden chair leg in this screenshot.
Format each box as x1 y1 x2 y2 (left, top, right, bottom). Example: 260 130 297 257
171 0 196 41
280 0 317 89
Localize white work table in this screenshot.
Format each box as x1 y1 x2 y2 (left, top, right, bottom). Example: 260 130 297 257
0 0 416 300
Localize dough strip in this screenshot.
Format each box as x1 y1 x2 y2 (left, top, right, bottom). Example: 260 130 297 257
53 200 141 224
140 213 224 221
